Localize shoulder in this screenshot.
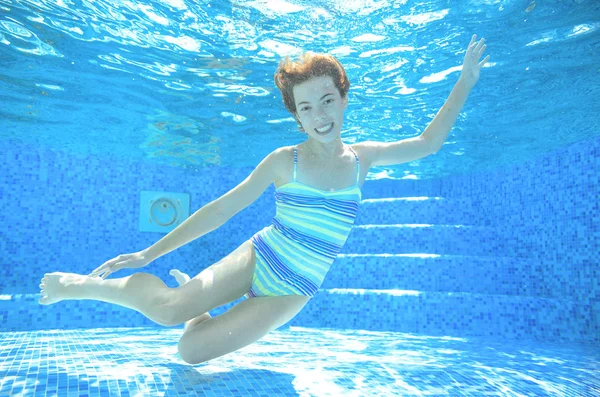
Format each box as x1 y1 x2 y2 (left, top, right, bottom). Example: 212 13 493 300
270 145 294 165
267 145 295 185
350 142 375 170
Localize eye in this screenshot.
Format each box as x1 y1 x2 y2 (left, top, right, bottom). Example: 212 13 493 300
300 106 311 111
324 98 334 105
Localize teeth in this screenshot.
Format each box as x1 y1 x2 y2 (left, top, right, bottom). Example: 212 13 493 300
316 123 333 133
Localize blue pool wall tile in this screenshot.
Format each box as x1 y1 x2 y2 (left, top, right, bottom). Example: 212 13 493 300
0 136 598 342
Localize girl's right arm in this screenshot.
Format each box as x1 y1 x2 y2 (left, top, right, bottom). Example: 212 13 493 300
89 200 227 279
142 200 225 263
142 148 282 262
89 148 280 278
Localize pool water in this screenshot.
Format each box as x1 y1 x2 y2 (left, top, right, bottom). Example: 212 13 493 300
1 0 599 396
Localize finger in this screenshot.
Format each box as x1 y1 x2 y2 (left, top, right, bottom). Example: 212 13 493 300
467 42 476 54
91 256 121 276
466 35 476 53
469 34 477 46
103 257 120 268
476 41 486 56
90 263 109 277
104 265 117 279
89 269 105 277
478 55 491 68
477 44 486 58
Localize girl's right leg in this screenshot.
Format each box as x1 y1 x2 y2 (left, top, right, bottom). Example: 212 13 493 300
165 239 257 325
39 239 257 327
169 269 211 332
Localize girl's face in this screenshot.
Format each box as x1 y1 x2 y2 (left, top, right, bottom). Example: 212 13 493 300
293 75 348 142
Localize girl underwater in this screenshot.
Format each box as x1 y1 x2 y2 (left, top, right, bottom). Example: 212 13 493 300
39 34 489 364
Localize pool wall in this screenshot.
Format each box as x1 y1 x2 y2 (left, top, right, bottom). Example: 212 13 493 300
1 137 598 342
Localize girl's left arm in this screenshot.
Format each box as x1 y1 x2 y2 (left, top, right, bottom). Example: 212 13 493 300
422 34 490 150
356 34 490 168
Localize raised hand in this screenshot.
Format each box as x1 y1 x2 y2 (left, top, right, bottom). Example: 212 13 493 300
460 34 491 90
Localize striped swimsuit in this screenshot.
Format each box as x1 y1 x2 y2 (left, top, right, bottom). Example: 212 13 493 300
246 145 362 298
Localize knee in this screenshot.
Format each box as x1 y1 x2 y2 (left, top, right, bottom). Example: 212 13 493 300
178 338 209 365
157 313 181 328
146 289 182 327
159 303 186 327
179 350 204 365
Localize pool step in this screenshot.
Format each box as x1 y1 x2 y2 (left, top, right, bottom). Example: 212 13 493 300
293 288 592 342
355 197 481 225
0 291 594 342
325 254 545 298
344 223 512 257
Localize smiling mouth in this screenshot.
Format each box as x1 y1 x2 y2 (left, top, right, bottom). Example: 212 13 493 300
315 122 334 135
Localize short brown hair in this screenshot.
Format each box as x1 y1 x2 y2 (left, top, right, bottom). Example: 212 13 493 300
274 52 350 117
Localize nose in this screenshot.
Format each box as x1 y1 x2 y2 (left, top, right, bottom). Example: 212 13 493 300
313 106 327 122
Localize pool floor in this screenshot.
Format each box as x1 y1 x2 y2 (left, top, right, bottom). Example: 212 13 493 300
1 326 598 396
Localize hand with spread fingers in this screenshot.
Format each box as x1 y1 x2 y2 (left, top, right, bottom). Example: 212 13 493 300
88 251 151 279
459 34 491 90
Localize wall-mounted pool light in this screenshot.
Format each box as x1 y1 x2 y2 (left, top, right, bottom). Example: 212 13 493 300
139 191 190 233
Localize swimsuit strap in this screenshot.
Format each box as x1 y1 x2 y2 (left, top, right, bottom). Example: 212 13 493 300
293 146 298 182
293 145 360 185
348 146 361 185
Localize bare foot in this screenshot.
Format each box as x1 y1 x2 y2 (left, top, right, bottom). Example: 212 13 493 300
39 272 92 305
169 269 191 286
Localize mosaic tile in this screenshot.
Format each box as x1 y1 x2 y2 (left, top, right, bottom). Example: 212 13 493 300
0 327 598 397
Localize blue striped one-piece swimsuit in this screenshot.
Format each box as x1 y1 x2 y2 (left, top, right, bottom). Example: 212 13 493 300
246 145 362 298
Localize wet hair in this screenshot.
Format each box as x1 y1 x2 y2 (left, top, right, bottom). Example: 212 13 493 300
274 52 350 131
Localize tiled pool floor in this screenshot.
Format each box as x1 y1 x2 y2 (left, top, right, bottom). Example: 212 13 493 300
0 326 598 396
